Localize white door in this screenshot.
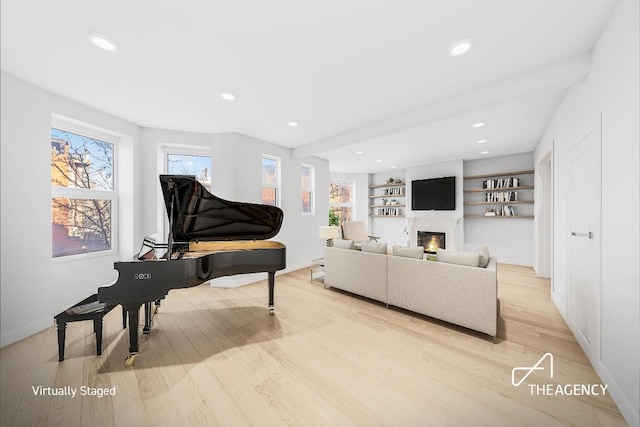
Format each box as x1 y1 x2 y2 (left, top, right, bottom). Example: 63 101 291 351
567 127 601 355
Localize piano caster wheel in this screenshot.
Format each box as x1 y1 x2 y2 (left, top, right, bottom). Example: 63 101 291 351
125 353 138 367
269 308 275 315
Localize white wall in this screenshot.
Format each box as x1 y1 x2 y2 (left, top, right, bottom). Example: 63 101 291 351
534 1 639 424
0 72 141 347
0 73 329 346
463 152 535 265
139 129 329 282
230 134 329 271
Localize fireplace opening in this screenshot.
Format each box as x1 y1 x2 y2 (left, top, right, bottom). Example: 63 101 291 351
417 231 445 254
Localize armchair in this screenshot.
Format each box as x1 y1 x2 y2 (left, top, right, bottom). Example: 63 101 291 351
341 221 379 246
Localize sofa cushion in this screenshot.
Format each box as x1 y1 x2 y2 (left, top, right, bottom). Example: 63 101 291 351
392 245 424 259
436 248 480 267
478 246 490 268
361 242 388 254
333 239 355 250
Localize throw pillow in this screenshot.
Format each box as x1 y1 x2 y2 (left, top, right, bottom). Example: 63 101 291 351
436 248 480 267
333 239 355 250
392 245 424 259
478 245 490 268
361 242 388 254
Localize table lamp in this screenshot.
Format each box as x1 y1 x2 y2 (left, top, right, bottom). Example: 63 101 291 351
319 226 340 247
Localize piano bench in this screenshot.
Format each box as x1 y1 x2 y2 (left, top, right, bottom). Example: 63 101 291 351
54 294 126 362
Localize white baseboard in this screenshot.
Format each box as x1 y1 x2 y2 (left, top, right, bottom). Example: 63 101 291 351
498 258 532 267
595 360 639 427
551 290 638 427
1 316 53 348
551 291 568 323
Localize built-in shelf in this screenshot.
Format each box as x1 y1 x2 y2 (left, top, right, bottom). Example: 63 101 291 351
463 170 534 219
465 215 534 219
463 169 534 180
464 200 533 205
369 182 406 217
464 185 534 193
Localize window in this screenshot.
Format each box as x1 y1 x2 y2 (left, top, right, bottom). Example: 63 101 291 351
301 164 314 214
330 179 355 222
262 155 280 206
166 153 212 191
51 126 116 258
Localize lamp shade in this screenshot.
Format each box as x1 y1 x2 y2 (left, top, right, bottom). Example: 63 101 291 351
319 226 340 239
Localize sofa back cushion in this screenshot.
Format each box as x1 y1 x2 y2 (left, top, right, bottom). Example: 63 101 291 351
436 248 480 267
478 246 490 268
361 241 387 254
333 239 355 250
392 245 424 259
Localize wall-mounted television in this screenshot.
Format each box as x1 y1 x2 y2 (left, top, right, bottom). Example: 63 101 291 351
411 176 456 211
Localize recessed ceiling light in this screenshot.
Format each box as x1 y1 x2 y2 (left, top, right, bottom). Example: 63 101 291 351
477 139 488 144
450 39 472 56
220 92 235 101
481 151 490 155
356 150 364 154
288 121 299 127
391 165 397 168
89 33 117 52
376 159 382 163
472 122 485 128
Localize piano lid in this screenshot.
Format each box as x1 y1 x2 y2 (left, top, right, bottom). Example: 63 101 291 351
160 175 284 242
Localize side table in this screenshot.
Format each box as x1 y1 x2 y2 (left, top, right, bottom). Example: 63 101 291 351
310 258 325 285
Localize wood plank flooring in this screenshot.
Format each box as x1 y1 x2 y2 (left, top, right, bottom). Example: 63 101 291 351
0 264 627 426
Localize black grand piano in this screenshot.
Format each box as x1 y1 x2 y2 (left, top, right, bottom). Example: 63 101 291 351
98 175 286 365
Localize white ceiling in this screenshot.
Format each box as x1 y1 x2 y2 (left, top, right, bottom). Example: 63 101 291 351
1 0 615 173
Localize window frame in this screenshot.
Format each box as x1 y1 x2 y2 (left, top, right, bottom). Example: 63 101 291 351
50 117 119 262
329 178 356 222
160 145 213 239
164 150 213 191
262 154 281 207
301 163 315 215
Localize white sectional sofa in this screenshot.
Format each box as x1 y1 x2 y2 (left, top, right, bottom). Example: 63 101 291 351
324 243 498 337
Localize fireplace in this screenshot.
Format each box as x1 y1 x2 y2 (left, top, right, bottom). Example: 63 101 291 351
417 231 445 254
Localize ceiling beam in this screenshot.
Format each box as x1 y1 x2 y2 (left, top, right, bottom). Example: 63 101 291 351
291 52 591 159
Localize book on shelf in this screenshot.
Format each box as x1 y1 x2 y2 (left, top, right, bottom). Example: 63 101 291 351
376 207 402 216
482 177 521 190
485 191 518 202
382 187 404 196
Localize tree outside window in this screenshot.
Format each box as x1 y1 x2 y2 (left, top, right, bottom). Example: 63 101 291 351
330 179 355 223
167 153 211 191
51 127 115 258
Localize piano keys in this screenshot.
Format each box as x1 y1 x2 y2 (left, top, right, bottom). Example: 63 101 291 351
97 175 286 366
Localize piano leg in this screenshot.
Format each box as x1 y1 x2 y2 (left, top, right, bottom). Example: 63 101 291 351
123 302 142 366
268 271 275 315
56 321 66 361
143 302 152 334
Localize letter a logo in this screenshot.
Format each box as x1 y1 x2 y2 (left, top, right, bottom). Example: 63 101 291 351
512 353 554 387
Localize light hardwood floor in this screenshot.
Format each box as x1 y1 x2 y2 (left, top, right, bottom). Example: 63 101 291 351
0 264 627 426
